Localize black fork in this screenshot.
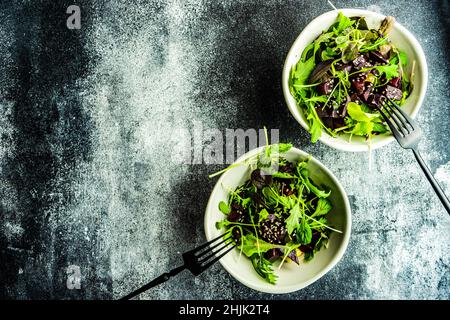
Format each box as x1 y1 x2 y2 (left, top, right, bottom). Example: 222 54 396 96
119 234 236 300
377 98 450 215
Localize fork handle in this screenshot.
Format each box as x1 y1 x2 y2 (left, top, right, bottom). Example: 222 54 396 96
119 265 186 300
413 149 450 215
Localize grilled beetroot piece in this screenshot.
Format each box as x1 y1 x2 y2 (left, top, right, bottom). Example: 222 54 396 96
251 169 272 189
232 228 242 244
361 87 372 102
369 50 388 64
331 109 340 118
389 77 401 88
227 211 240 222
280 182 294 196
367 93 387 108
321 117 334 130
317 78 334 95
352 55 367 69
258 217 287 244
351 75 366 94
350 93 361 103
332 117 346 129
331 98 349 118
384 85 403 100
228 204 245 223
315 106 332 118
335 61 353 73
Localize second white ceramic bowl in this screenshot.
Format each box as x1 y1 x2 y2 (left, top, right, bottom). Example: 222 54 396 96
204 147 351 294
282 9 428 152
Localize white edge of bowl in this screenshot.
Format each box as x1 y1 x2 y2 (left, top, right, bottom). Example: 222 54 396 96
204 146 352 294
281 8 428 153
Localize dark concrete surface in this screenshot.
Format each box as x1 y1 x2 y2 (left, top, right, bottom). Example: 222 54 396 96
0 0 449 299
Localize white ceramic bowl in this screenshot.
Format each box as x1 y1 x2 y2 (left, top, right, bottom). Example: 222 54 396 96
204 147 351 294
282 9 428 152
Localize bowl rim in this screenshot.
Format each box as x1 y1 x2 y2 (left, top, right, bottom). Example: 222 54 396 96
204 146 352 294
281 8 428 152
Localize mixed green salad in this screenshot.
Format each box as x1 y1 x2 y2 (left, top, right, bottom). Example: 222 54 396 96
211 142 340 284
289 12 414 143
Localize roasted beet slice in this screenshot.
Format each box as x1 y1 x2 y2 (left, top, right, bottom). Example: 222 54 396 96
331 101 348 118
317 79 334 95
228 203 245 222
384 85 403 100
367 93 386 108
315 106 332 118
227 210 241 222
332 117 346 129
335 62 353 73
258 218 287 244
369 50 388 64
361 87 373 102
350 93 361 102
389 77 401 88
351 76 366 94
352 55 367 69
280 182 294 196
321 117 334 130
251 169 272 189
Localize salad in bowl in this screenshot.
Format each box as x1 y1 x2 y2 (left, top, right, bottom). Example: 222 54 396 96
205 139 351 293
283 9 427 151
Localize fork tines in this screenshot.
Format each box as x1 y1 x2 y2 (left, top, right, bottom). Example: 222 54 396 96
182 234 236 275
378 98 421 141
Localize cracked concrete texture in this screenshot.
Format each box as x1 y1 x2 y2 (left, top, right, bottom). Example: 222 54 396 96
0 0 449 299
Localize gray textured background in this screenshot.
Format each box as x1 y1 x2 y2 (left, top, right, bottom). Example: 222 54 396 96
0 0 449 300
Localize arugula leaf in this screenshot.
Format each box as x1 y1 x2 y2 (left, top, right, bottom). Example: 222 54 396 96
300 169 331 198
241 197 252 208
293 56 316 85
296 221 312 245
269 143 292 153
342 43 358 63
219 201 231 214
372 122 388 134
251 254 277 284
314 32 334 54
272 172 295 179
347 102 380 122
258 208 269 222
312 198 332 217
305 95 328 103
215 219 231 230
262 187 278 206
285 203 302 235
301 42 314 62
335 12 355 33
374 64 399 80
239 234 281 257
306 103 323 142
349 121 374 136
